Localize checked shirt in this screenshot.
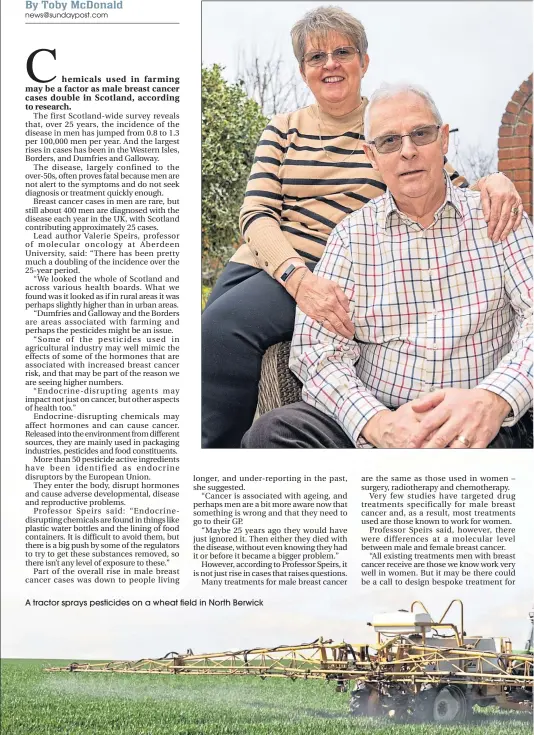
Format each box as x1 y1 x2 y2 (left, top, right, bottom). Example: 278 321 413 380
290 174 533 448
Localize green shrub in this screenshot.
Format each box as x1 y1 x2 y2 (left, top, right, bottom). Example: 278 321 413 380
202 65 267 285
201 285 212 310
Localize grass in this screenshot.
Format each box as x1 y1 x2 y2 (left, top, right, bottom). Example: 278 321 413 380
1 659 532 734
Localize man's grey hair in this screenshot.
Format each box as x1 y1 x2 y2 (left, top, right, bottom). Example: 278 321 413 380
291 6 368 68
364 82 443 141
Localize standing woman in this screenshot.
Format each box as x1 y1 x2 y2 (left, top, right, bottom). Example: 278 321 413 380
202 6 524 448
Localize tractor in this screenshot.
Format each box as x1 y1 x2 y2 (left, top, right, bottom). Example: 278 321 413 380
47 598 533 723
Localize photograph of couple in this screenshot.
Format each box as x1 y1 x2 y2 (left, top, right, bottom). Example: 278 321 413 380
201 3 532 450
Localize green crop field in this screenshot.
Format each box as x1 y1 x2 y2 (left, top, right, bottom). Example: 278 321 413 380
1 660 532 735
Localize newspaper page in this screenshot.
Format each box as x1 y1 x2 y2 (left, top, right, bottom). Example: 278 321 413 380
1 1 533 733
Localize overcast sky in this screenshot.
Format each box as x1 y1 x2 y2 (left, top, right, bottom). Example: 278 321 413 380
202 1 532 173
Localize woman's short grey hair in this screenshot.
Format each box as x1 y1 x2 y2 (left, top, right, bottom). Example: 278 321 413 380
364 82 443 140
291 6 368 68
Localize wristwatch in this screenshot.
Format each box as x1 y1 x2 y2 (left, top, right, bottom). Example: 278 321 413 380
280 263 304 283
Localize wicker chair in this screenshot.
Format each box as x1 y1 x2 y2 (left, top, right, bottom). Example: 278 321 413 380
257 341 301 416
257 342 533 446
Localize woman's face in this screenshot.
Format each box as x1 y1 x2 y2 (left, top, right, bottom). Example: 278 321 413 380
300 31 369 116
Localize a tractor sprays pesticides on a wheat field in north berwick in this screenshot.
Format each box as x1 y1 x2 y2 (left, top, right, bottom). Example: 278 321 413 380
47 599 533 724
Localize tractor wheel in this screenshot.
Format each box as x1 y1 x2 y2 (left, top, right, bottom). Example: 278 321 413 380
432 685 467 723
349 689 370 716
349 688 383 717
412 688 437 722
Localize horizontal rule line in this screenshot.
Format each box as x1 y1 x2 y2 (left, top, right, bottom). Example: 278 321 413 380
25 22 180 24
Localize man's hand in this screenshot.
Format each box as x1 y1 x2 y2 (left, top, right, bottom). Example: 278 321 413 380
408 388 511 449
478 173 523 242
288 270 354 339
361 398 444 448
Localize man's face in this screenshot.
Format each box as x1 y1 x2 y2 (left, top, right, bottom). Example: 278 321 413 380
363 92 449 200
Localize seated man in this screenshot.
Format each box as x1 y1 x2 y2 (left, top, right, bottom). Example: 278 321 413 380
243 82 532 449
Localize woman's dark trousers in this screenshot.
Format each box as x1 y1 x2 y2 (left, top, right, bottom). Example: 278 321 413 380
202 262 312 448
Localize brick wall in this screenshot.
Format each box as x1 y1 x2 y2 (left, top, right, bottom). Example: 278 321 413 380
498 74 532 218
